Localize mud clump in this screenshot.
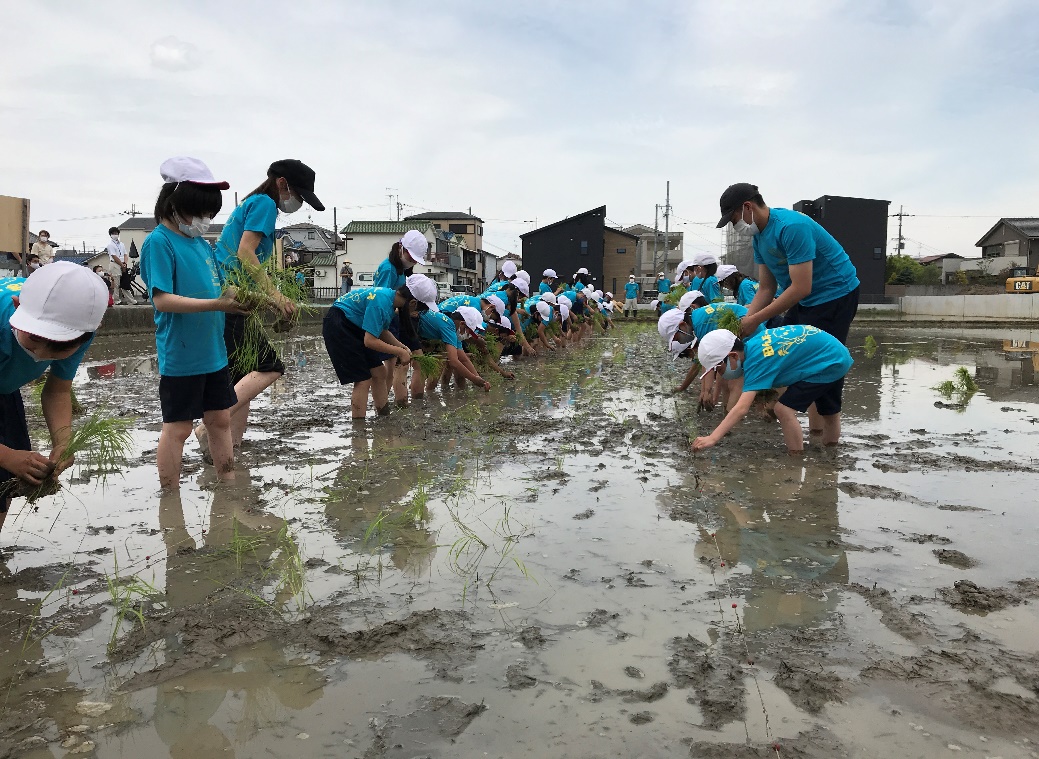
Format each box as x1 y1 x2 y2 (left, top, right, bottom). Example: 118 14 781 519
572 509 595 520
628 711 654 724
904 533 952 545
933 548 977 569
773 660 846 713
308 607 479 661
939 580 1021 613
668 634 745 730
848 583 935 641
518 626 546 648
585 609 619 627
364 695 486 758
685 726 849 758
506 664 537 689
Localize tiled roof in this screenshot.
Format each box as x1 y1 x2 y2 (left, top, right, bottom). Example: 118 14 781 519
976 217 1039 246
403 211 483 223
342 220 432 235
119 217 157 231
311 252 337 267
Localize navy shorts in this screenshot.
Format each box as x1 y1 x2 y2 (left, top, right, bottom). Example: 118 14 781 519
158 368 238 423
778 378 845 416
1 390 32 506
323 307 384 385
783 286 859 344
224 313 286 386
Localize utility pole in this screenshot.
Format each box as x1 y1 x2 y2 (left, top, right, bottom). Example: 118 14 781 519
890 205 913 257
653 204 659 275
662 180 670 275
122 203 141 218
386 188 399 221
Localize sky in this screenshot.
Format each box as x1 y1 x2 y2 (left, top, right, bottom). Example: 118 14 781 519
3 0 1038 261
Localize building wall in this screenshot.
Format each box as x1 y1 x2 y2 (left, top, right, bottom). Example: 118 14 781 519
977 225 1039 270
411 217 483 252
522 208 607 290
602 229 639 297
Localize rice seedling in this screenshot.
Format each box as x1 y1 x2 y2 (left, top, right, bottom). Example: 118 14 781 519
413 353 445 380
863 335 878 358
933 366 979 404
662 285 687 306
714 307 742 336
523 323 539 342
105 562 160 654
21 568 72 654
6 413 134 503
955 366 979 393
263 521 310 611
546 321 562 338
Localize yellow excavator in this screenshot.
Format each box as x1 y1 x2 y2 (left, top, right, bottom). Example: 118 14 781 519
1006 266 1039 293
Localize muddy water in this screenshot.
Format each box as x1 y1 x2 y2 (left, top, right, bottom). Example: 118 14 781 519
1 323 1039 758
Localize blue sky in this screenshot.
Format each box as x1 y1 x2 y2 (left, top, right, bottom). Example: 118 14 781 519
3 0 1038 259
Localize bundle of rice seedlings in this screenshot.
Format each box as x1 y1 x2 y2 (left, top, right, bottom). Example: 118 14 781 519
662 285 687 306
546 321 562 337
863 335 878 358
483 332 499 355
714 307 743 336
413 353 445 379
6 414 134 504
523 323 538 342
933 366 978 402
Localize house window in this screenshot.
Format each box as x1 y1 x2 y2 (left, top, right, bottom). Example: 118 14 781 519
580 241 589 256
477 226 483 236
616 248 626 255
873 247 883 260
432 223 441 230
449 224 469 235
307 230 316 240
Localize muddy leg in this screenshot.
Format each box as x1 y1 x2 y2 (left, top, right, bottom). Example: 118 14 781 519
807 403 824 432
352 379 373 419
370 365 390 414
773 402 805 452
821 413 841 446
203 408 235 481
157 420 193 491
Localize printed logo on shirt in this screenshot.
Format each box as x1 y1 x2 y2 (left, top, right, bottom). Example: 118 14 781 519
2 279 23 293
760 324 819 358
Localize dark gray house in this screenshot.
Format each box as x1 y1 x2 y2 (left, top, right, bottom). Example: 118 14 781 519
975 218 1039 271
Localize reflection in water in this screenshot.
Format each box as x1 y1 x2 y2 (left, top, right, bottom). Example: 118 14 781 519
85 356 158 381
696 456 846 633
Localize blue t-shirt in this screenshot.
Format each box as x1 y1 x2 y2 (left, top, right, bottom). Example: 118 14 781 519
741 325 854 392
332 287 396 337
752 208 859 307
483 280 509 295
418 311 462 349
699 276 721 303
140 224 227 377
737 278 759 306
659 301 676 314
0 278 93 394
657 278 671 294
690 303 765 341
374 258 406 290
538 281 553 294
439 295 481 314
215 194 278 272
624 282 640 298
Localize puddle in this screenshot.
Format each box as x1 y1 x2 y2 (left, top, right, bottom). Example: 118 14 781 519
1 323 1038 757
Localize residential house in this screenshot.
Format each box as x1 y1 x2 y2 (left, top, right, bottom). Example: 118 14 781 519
278 222 341 267
402 211 484 252
484 251 521 285
117 217 224 251
520 206 640 296
623 224 684 277
968 218 1039 276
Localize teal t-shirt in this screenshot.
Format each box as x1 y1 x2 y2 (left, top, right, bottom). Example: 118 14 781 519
214 194 277 272
332 287 396 336
439 295 481 314
699 275 721 303
657 278 671 294
418 311 462 349
483 281 509 295
374 258 406 290
690 303 765 341
140 224 227 377
624 282 639 298
742 325 854 392
737 278 759 306
0 278 93 394
752 207 859 307
659 302 676 314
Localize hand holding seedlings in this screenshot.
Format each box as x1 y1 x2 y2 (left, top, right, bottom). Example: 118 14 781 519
218 287 254 316
1 449 54 486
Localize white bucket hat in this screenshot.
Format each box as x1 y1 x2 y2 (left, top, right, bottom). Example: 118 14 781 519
716 264 739 281
678 290 705 311
557 294 572 308
400 230 428 265
515 270 531 284
502 260 517 278
697 329 738 379
540 291 558 305
510 277 529 296
535 300 552 321
484 294 506 317
657 308 686 344
455 305 486 335
405 273 439 312
9 262 109 341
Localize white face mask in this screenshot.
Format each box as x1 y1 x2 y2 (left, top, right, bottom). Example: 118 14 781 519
733 206 760 236
110 234 120 242
13 330 46 363
39 235 49 242
279 192 303 213
177 214 212 238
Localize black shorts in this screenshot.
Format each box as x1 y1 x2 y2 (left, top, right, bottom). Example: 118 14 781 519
1 391 32 507
323 307 384 385
374 313 420 362
158 368 238 423
501 341 522 357
778 378 845 416
783 286 859 344
224 313 286 386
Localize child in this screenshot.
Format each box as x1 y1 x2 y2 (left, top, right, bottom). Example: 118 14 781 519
689 253 721 303
197 159 324 454
0 263 108 528
414 309 491 396
374 230 429 405
323 274 437 419
140 157 248 491
716 264 759 307
540 269 558 294
691 326 853 453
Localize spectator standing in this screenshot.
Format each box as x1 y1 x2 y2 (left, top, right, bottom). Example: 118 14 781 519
623 274 640 317
340 260 354 296
30 230 54 266
105 226 138 304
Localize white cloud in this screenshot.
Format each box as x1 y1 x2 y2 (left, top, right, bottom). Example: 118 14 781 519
149 36 199 72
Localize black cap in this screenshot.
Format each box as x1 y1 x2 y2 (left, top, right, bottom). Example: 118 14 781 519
716 183 759 228
268 159 325 211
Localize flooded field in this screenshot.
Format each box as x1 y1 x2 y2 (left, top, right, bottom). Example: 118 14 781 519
1 322 1038 758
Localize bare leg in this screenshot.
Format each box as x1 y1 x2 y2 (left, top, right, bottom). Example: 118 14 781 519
351 379 372 419
157 420 193 491
194 370 281 450
807 403 823 432
203 408 235 480
370 364 390 413
821 413 841 445
773 402 805 452
409 354 425 399
381 358 396 405
393 361 409 406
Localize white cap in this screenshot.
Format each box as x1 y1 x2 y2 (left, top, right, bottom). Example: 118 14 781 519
678 290 705 311
9 262 109 341
405 273 439 312
543 268 557 278
455 305 486 335
484 294 506 317
557 294 572 308
693 252 719 266
675 259 696 277
515 269 531 283
716 264 739 281
657 308 686 343
605 291 613 298
540 291 558 305
594 289 603 300
669 337 696 356
535 300 552 321
510 277 529 296
560 304 570 320
658 272 666 278
159 156 230 189
628 274 636 280
649 299 659 309
496 315 514 333
603 301 614 312
697 329 738 379
576 267 589 275
400 230 428 265
502 260 517 278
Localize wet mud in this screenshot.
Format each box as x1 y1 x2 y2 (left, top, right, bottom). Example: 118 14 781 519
1 324 1039 757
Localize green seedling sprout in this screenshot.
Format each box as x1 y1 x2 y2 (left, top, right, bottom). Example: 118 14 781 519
662 285 687 306
714 308 743 336
864 335 878 358
933 366 979 406
413 353 445 380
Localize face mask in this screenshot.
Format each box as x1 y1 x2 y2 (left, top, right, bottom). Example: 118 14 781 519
733 206 760 236
110 234 120 242
279 192 303 213
722 355 744 380
40 236 49 242
13 330 46 363
177 214 211 238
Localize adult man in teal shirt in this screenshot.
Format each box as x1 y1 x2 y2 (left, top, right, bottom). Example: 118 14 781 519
623 275 640 318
